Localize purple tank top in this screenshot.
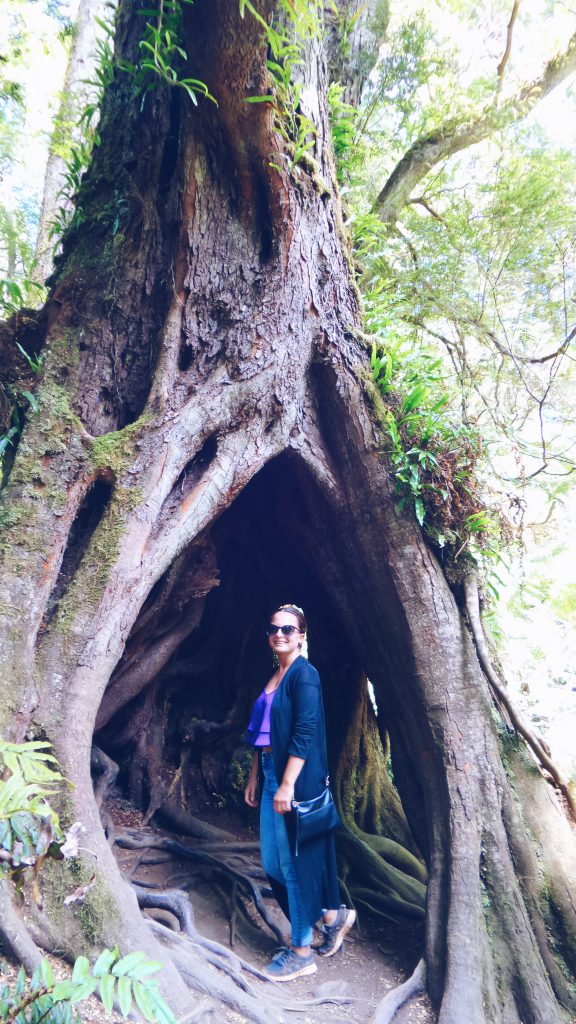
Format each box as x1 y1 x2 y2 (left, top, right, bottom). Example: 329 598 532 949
251 687 276 747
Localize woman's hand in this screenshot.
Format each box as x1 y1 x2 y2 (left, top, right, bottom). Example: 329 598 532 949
244 752 259 807
273 780 294 815
244 777 259 807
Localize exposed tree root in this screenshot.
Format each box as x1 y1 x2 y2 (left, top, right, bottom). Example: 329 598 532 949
115 829 285 944
150 919 354 1024
336 831 426 922
90 745 119 808
464 573 576 821
0 880 42 974
133 884 196 936
369 958 426 1024
179 998 215 1022
154 801 240 843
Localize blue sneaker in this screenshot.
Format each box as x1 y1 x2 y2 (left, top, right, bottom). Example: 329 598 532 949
264 947 317 982
317 905 356 957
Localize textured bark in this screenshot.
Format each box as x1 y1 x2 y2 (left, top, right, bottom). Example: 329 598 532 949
0 2 575 1022
323 0 389 106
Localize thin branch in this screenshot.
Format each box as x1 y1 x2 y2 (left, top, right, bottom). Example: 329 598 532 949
477 322 576 365
464 574 576 823
497 1 522 90
406 197 446 221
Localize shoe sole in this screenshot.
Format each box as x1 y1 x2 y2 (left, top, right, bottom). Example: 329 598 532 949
264 962 317 982
317 908 357 957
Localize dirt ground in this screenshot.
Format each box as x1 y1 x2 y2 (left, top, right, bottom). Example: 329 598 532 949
113 799 437 1024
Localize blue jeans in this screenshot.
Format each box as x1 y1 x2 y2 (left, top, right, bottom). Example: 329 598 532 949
260 752 314 947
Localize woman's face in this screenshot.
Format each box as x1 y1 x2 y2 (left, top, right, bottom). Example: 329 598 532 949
267 610 304 659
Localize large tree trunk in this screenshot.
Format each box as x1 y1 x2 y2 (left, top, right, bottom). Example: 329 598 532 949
1 2 575 1022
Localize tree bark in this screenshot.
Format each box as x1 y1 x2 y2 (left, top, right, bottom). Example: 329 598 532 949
0 2 575 1022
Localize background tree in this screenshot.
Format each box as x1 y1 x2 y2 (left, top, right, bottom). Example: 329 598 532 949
0 2 575 1024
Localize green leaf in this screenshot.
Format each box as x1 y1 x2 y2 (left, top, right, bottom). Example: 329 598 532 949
112 951 149 977
30 963 43 992
415 497 425 526
244 95 275 104
16 967 26 996
69 977 97 1003
93 946 119 978
52 980 76 1001
100 971 116 1012
21 391 39 412
40 959 54 988
132 980 157 1021
72 956 90 983
117 975 133 1017
130 960 163 980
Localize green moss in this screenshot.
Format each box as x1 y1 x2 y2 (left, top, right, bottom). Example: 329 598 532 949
40 856 119 952
89 416 150 475
54 484 144 637
78 873 119 947
38 380 84 434
0 501 26 532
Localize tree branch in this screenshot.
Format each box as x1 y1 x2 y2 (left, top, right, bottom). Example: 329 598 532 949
374 27 576 223
472 321 576 365
497 1 522 89
464 573 576 823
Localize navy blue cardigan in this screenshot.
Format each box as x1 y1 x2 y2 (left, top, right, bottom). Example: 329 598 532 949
248 656 339 927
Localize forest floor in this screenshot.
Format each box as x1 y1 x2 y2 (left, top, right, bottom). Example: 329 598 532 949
110 798 436 1024
0 796 436 1023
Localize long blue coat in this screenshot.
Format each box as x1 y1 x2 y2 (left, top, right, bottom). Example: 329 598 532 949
247 656 340 928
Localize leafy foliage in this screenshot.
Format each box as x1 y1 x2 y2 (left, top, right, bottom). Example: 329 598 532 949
327 83 360 185
0 742 176 1022
118 1 216 106
241 0 321 170
0 339 44 490
323 2 576 590
0 948 177 1024
369 337 502 563
0 740 65 883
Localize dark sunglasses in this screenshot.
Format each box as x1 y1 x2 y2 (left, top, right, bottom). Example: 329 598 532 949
266 624 302 637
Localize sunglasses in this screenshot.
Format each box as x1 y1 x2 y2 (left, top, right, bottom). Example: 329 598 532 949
266 624 302 637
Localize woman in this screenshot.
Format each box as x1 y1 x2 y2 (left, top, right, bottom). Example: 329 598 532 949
244 604 356 981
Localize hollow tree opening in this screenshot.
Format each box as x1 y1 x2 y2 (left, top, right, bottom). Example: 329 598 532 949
94 452 427 944
41 475 113 634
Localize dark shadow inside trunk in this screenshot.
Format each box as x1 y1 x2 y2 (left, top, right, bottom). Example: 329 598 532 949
40 475 114 636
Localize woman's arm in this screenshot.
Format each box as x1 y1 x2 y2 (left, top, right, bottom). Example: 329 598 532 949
244 750 259 807
274 755 304 814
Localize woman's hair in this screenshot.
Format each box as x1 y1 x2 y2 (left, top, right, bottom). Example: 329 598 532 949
273 604 307 634
272 604 308 657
